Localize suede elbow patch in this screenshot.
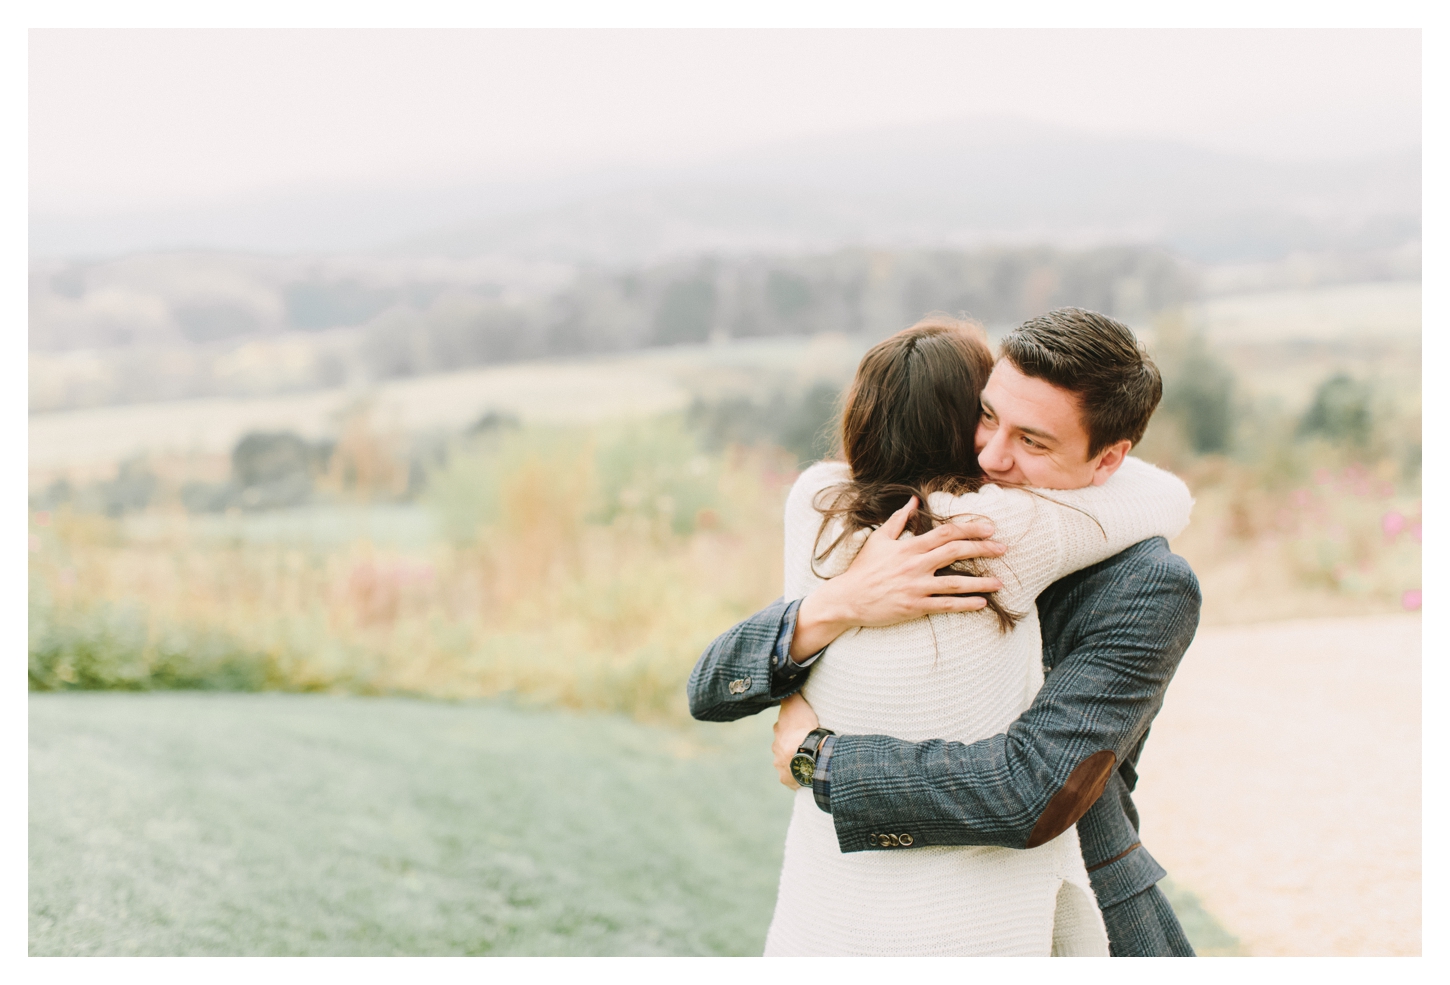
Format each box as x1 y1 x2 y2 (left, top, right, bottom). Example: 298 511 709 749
1025 750 1117 848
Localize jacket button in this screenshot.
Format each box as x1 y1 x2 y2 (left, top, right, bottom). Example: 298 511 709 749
728 678 751 694
899 833 914 846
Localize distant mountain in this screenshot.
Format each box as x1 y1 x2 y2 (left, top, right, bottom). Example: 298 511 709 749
32 117 1419 264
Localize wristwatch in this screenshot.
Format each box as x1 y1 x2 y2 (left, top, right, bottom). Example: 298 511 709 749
789 727 836 787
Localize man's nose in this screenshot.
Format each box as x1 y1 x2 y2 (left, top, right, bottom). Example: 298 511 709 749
978 430 1011 473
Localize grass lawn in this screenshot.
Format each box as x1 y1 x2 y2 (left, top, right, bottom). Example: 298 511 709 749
30 692 1241 955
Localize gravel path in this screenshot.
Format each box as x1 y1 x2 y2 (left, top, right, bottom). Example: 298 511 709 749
1132 614 1421 956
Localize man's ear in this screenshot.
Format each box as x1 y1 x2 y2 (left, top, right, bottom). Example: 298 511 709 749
1088 440 1133 486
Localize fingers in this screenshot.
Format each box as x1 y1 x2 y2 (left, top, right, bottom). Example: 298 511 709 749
911 518 997 552
922 595 990 613
948 518 997 541
922 538 1005 570
877 496 919 540
925 574 1001 596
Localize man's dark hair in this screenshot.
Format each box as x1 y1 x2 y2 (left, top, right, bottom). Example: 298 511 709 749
1000 307 1162 458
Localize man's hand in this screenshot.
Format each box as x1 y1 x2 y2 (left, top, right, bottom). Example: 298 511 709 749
789 497 1005 659
772 693 820 789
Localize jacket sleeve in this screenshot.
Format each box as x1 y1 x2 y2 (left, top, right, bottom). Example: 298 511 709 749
823 547 1202 853
687 598 816 721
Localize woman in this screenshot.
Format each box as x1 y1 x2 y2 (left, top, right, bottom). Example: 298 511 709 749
764 316 1192 956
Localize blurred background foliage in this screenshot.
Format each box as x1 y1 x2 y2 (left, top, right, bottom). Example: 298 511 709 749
29 263 1421 718
29 245 1196 411
28 176 1423 723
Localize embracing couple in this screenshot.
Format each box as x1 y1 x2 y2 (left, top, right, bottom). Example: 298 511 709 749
688 307 1201 957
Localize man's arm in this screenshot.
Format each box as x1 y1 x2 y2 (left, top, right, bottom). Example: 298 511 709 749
687 597 814 722
687 498 1004 721
774 540 1201 853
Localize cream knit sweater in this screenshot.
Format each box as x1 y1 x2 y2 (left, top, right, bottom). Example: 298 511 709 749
763 456 1193 956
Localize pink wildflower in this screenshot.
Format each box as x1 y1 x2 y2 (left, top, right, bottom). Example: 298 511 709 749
1402 589 1421 611
400 562 435 586
1313 468 1333 485
1382 511 1406 538
34 511 51 527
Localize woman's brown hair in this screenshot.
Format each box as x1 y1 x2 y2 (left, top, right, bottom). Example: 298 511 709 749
814 313 1020 632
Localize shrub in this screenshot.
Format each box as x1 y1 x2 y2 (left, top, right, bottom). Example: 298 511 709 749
28 595 278 692
1298 374 1374 448
593 417 719 535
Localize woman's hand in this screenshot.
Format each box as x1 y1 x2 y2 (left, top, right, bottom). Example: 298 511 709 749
789 496 1005 659
772 692 821 789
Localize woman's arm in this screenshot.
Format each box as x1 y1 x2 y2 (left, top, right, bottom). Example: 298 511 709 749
1036 457 1193 570
927 457 1192 605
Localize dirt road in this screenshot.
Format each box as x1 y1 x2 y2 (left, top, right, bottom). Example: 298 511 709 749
1133 614 1421 956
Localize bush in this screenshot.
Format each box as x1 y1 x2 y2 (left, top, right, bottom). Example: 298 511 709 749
1153 314 1238 456
1162 343 1236 454
1298 374 1374 448
593 418 719 536
422 426 594 545
28 596 278 692
1276 465 1421 602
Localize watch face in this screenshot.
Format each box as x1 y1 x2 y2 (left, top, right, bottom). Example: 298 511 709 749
789 753 816 787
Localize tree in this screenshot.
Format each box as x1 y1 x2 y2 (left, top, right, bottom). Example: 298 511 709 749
1298 374 1373 448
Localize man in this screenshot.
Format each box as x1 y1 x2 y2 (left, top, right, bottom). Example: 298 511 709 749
688 308 1201 956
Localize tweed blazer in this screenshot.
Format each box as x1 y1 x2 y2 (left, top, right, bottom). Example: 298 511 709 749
687 536 1202 952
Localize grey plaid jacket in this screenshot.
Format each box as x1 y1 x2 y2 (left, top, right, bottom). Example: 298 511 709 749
687 536 1201 956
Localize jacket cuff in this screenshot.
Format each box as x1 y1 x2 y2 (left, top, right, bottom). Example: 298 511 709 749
1087 843 1168 909
770 598 825 696
811 733 838 813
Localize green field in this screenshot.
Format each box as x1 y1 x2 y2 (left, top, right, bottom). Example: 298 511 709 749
29 693 1241 955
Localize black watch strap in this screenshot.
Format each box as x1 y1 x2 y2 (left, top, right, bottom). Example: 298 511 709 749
797 727 834 757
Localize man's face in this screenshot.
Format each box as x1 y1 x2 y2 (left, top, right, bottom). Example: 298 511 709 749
974 359 1129 490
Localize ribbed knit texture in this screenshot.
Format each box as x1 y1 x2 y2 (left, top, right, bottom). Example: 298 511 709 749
764 456 1193 956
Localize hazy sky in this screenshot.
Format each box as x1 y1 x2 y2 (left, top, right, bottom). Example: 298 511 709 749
31 29 1421 215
